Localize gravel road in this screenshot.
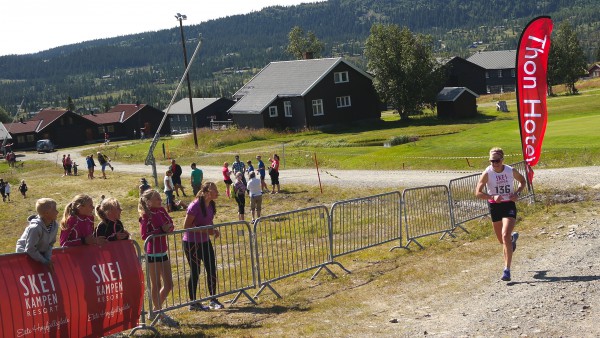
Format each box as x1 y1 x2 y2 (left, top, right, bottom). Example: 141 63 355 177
20 150 600 190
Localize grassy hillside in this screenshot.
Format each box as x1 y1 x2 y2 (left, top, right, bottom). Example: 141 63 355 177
100 77 600 171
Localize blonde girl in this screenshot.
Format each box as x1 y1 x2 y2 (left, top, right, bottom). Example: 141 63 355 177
95 197 130 241
59 194 107 247
138 189 179 327
475 147 526 281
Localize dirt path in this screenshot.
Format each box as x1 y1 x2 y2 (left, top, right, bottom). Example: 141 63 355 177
19 150 600 190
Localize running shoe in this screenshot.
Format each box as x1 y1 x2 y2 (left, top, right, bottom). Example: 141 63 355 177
501 269 511 281
189 302 209 311
209 299 224 310
159 314 180 328
512 232 519 252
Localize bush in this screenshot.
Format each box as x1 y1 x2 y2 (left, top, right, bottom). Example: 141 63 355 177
388 135 419 146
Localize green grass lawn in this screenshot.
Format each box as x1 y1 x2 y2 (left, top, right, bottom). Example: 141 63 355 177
102 79 600 171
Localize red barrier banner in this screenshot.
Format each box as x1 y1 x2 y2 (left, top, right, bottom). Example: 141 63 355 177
0 240 143 338
516 16 553 181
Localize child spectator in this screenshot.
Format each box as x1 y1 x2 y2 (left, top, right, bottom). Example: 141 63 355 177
246 160 254 181
16 198 60 274
233 172 247 221
4 181 11 201
59 194 107 247
139 177 151 196
163 170 175 212
18 179 28 198
72 161 78 176
138 189 179 327
95 197 130 241
0 178 6 202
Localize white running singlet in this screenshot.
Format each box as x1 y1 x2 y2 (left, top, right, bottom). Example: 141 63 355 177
485 164 514 203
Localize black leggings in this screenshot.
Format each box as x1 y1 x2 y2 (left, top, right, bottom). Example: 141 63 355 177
183 240 217 300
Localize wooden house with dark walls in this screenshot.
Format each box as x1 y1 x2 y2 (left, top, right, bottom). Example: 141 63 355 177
229 57 380 129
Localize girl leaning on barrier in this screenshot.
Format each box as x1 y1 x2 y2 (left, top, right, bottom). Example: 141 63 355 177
475 147 526 282
182 181 223 311
138 189 179 327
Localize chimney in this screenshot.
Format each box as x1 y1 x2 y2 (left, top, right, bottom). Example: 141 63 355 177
302 51 314 60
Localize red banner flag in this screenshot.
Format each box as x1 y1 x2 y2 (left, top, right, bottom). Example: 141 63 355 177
516 16 553 181
0 240 144 338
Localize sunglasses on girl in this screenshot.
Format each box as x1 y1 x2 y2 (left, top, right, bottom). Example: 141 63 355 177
489 159 503 163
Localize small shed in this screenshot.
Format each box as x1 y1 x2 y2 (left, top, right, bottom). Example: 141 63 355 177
436 87 479 118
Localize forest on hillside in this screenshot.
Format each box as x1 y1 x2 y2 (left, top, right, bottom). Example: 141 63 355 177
0 0 598 115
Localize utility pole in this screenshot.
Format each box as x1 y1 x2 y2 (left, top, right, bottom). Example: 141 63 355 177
175 13 198 148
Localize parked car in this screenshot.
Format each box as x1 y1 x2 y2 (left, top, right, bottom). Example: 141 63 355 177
36 139 55 153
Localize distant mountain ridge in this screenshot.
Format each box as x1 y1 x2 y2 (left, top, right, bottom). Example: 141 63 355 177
0 0 598 114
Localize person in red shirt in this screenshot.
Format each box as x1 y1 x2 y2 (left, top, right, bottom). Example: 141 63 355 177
222 162 232 198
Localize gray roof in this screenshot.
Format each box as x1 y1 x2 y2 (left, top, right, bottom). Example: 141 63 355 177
437 87 479 102
0 122 13 140
164 98 220 115
229 57 371 114
467 50 516 70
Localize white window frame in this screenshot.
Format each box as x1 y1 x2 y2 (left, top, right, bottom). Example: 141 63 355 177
269 106 278 117
336 96 352 108
485 71 489 78
284 101 292 117
334 71 349 83
498 70 503 78
312 99 324 116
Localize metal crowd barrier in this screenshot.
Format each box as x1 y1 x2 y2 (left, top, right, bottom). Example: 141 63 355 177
449 172 488 230
329 191 404 265
509 161 535 202
128 240 159 337
144 221 256 325
449 161 536 230
402 185 455 249
253 206 333 299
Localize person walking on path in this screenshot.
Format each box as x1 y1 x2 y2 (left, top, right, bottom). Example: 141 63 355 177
170 159 186 197
182 182 224 311
269 154 281 194
256 155 268 192
232 155 247 186
475 147 526 282
190 163 203 196
246 172 262 223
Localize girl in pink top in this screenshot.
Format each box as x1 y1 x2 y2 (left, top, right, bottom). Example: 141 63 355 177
268 154 281 194
222 162 232 198
59 194 107 247
138 189 179 327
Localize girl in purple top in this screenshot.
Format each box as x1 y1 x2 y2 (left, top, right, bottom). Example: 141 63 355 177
138 189 179 327
59 194 107 247
182 182 223 310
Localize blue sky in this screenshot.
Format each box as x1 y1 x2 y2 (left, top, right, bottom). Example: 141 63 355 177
0 0 323 56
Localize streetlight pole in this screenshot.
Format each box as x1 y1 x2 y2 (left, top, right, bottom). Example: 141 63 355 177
175 13 198 148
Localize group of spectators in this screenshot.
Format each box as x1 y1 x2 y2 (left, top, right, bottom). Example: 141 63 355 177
16 178 227 328
83 152 113 179
222 153 280 223
0 178 28 201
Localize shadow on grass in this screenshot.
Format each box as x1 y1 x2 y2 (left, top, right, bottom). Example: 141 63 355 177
506 270 600 286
